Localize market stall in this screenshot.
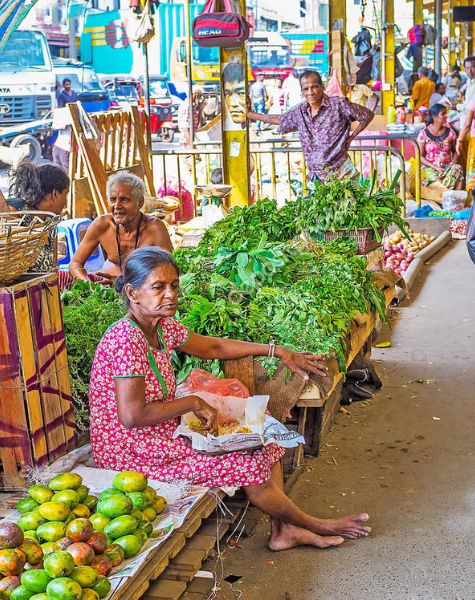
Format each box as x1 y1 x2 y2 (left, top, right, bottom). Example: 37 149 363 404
1 173 429 599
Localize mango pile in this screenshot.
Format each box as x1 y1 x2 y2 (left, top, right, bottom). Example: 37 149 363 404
94 471 166 560
0 470 167 600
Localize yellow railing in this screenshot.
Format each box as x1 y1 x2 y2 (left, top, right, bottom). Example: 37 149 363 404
151 134 421 219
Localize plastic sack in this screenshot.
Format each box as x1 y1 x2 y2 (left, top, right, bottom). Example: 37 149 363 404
174 414 304 455
175 369 305 453
442 190 468 212
176 368 268 433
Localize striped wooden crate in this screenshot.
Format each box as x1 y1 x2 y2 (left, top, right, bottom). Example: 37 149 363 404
0 273 76 489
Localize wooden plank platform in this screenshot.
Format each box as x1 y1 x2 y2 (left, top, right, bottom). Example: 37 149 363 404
140 492 247 600
108 490 247 600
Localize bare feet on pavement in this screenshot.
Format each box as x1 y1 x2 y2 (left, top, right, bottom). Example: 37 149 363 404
268 522 344 552
314 513 371 539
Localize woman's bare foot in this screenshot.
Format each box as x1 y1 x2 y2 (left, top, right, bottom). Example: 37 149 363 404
313 514 371 539
268 522 344 552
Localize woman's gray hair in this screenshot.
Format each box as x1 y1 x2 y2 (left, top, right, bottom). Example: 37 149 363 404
106 171 145 203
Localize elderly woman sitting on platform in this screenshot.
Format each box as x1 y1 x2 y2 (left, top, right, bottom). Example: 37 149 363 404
89 246 371 551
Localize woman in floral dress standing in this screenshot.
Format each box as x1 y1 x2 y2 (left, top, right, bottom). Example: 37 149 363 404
89 247 371 550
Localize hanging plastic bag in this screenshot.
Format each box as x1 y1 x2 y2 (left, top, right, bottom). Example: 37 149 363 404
181 368 249 397
441 190 468 211
127 5 155 44
325 68 344 97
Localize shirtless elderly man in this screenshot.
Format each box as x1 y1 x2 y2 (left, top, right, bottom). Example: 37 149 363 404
70 171 173 281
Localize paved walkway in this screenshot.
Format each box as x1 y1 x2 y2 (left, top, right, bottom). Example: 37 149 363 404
215 240 475 600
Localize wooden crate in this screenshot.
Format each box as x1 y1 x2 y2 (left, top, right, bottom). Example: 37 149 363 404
0 273 76 489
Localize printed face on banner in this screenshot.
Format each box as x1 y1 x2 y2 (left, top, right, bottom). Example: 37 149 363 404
222 60 247 131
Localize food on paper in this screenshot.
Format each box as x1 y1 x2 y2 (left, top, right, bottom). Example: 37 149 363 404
188 418 252 436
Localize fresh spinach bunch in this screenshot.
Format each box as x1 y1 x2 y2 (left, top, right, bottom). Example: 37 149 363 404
213 238 287 294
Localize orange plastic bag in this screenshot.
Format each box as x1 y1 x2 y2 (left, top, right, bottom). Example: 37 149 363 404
183 368 250 398
179 369 250 423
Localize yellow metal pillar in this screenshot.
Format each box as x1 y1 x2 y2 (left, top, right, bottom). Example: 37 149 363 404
219 0 250 206
329 0 347 92
414 0 423 26
448 0 458 67
381 0 396 116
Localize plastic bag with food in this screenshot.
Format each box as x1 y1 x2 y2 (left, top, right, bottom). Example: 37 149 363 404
176 368 259 427
174 369 304 453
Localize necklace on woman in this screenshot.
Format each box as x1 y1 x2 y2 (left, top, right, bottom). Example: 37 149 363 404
116 213 143 269
426 125 449 143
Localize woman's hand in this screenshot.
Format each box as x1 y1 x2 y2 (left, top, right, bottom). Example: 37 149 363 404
189 395 219 435
276 348 328 381
456 139 463 156
94 272 115 286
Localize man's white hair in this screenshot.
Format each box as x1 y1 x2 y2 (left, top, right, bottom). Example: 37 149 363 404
106 171 145 203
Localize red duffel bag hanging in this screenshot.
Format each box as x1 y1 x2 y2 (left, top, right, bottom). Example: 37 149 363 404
192 0 251 48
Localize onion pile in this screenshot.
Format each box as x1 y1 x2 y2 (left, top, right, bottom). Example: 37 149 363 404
383 229 436 275
449 219 467 239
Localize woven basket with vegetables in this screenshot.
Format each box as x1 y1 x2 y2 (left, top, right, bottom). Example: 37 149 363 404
294 171 408 254
0 211 59 286
322 227 383 254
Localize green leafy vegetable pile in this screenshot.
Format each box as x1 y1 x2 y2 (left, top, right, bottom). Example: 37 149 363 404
61 282 124 432
63 178 404 431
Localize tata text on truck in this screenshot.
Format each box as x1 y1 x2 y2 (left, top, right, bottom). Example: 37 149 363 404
0 29 57 160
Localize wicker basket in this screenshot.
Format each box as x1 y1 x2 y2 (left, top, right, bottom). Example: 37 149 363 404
0 211 59 285
323 227 384 255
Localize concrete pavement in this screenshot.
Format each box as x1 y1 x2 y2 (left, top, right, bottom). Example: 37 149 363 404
214 240 475 600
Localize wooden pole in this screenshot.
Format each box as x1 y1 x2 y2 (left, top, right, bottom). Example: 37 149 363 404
449 0 457 67
329 0 346 91
414 0 423 27
143 41 152 156
435 0 443 76
184 0 195 146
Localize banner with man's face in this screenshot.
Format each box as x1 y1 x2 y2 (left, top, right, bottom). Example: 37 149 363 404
220 40 250 206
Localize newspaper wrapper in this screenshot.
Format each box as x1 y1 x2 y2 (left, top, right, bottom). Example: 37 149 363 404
0 463 209 600
174 414 305 454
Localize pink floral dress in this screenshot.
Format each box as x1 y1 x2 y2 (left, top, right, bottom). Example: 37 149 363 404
89 318 285 487
417 126 457 168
